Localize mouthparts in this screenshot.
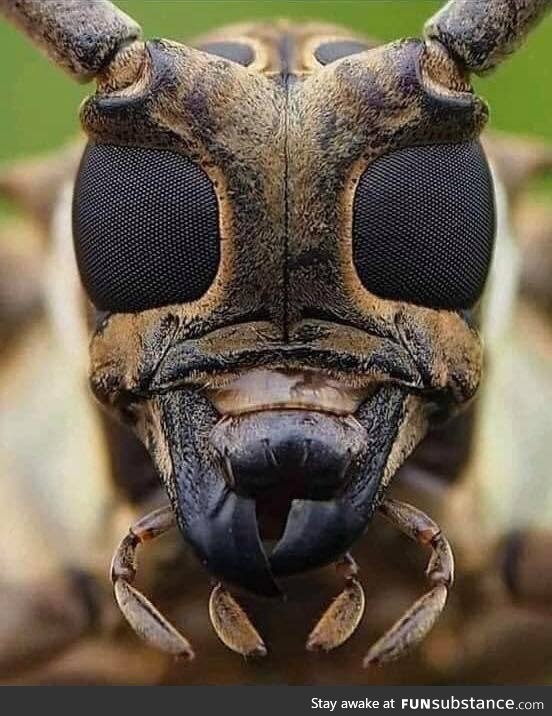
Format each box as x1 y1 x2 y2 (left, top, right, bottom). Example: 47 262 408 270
149 369 421 597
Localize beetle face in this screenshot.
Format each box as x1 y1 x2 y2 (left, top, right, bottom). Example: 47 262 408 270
75 29 493 595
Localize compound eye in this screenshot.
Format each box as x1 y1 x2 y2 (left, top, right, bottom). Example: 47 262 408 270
72 144 220 313
352 141 496 310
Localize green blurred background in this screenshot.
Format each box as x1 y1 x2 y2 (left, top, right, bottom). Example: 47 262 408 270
0 1 550 161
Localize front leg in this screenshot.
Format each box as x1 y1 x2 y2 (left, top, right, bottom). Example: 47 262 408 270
502 529 552 609
0 568 110 678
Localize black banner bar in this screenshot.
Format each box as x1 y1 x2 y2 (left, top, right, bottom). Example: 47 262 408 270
1 685 551 715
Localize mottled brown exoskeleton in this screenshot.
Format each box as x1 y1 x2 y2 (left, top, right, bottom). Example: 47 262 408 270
1 0 551 680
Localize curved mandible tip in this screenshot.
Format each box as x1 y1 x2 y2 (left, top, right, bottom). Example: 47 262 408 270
424 0 551 75
0 0 142 81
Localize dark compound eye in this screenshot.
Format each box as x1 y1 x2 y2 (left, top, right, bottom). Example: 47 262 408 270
352 141 496 310
72 143 220 313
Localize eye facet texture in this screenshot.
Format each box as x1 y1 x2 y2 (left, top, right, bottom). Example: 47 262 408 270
73 143 220 313
352 141 495 310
